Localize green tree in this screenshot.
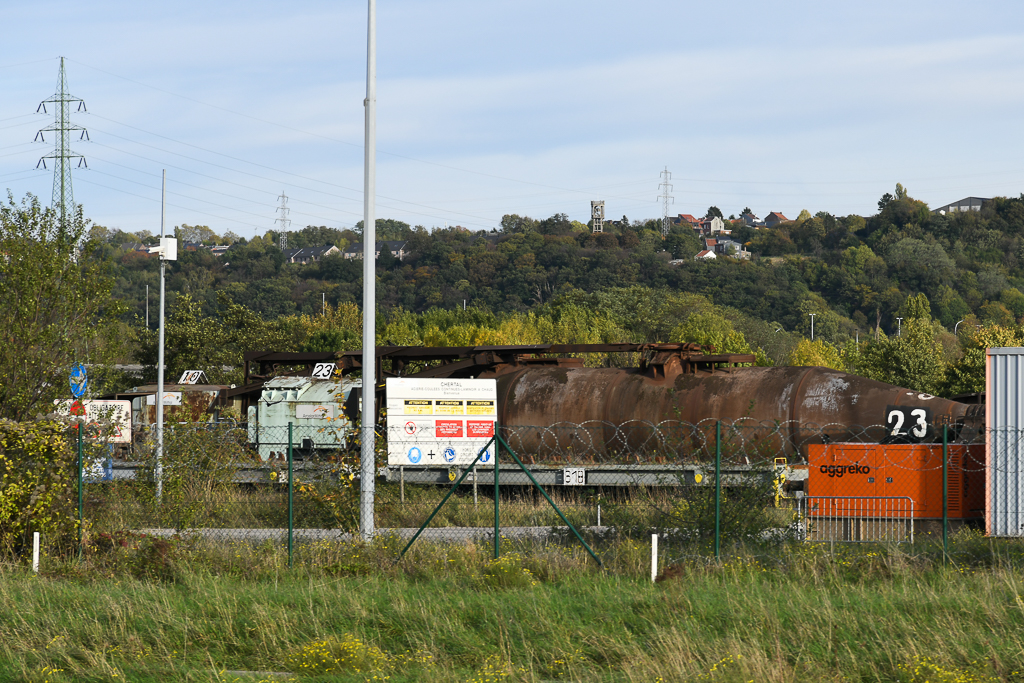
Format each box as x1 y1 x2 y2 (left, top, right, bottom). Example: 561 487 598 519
900 293 931 321
942 325 1024 396
706 206 724 220
856 319 946 394
0 194 120 420
672 311 753 354
786 338 845 370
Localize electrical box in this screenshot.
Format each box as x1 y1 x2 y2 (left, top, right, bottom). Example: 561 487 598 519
160 236 177 261
807 443 984 519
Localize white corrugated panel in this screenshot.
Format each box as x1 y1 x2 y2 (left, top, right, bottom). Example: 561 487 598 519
986 348 1024 535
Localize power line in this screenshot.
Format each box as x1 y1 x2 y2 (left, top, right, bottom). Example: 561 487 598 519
86 121 499 227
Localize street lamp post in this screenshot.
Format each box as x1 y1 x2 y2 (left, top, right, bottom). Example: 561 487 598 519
896 317 903 337
954 319 965 335
808 313 816 341
153 170 176 503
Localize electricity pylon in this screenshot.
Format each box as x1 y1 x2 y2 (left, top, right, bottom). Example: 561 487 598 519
658 167 674 237
36 57 88 234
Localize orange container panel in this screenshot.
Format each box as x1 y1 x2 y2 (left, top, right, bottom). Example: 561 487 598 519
807 443 984 520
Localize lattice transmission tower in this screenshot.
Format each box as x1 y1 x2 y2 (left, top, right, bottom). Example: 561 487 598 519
657 167 674 237
36 57 88 233
275 191 291 249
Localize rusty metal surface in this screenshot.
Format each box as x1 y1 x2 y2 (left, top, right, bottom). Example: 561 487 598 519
488 365 983 460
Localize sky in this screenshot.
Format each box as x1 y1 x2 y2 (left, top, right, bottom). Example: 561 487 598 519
1 0 1023 239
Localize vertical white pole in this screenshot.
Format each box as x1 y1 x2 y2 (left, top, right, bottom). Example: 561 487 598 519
597 505 601 527
651 533 658 583
359 0 377 542
32 532 40 573
156 169 166 503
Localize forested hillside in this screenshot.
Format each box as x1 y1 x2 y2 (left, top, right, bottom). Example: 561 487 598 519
57 186 1024 401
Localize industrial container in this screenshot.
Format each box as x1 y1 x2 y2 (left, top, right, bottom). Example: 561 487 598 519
247 376 361 461
986 347 1024 536
807 443 985 519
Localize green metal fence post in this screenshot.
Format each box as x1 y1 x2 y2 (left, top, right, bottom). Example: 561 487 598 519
398 440 492 561
494 424 500 560
77 426 84 559
942 423 948 566
714 420 721 560
288 422 294 569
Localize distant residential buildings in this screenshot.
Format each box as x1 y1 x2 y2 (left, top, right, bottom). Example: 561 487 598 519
699 216 727 236
741 212 764 228
672 213 701 228
705 236 750 260
282 245 340 264
343 240 409 261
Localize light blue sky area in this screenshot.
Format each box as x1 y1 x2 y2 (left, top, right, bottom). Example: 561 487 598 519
1 1 1022 237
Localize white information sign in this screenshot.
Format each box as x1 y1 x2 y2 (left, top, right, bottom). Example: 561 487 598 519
53 400 132 444
147 392 182 406
562 468 586 486
386 377 497 466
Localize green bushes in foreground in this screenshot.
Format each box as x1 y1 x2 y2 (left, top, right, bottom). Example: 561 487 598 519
3 537 1024 682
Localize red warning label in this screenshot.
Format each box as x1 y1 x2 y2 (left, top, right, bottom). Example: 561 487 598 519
435 420 464 438
467 421 494 438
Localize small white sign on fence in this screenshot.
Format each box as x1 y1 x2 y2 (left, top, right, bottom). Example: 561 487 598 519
563 468 586 486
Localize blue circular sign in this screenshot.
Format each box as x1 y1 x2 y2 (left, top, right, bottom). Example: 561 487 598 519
479 448 491 463
443 447 456 463
69 363 88 399
407 447 422 464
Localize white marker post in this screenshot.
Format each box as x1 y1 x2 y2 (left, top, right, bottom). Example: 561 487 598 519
32 532 40 573
651 533 658 583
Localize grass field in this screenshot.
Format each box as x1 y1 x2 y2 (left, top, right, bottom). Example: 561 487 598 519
3 534 1024 683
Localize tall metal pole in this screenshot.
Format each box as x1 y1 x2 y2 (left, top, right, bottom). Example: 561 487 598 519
156 169 166 503
359 0 377 542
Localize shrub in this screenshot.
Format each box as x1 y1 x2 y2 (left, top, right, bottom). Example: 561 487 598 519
0 419 77 556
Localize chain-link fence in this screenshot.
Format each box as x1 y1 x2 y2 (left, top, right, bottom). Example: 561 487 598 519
53 417 1024 572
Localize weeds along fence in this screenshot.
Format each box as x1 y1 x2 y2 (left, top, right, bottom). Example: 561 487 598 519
23 417 1024 571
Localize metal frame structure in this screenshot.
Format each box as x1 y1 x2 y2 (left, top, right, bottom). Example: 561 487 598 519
234 343 756 418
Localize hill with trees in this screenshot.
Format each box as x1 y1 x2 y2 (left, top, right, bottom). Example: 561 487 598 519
5 185 1024 411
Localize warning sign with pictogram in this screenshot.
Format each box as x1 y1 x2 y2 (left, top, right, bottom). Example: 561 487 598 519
385 378 496 466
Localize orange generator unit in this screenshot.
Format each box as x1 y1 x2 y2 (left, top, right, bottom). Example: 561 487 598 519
807 443 985 520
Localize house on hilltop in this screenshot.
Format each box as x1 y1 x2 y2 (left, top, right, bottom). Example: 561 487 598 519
707 236 750 260
933 197 990 214
741 212 764 228
764 212 789 228
698 216 727 235
672 213 701 228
